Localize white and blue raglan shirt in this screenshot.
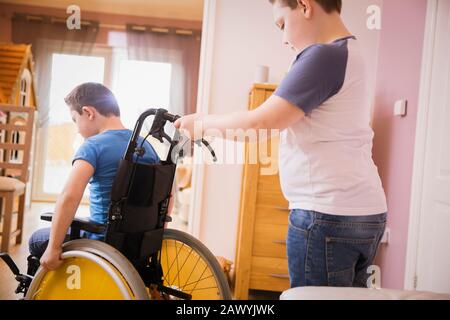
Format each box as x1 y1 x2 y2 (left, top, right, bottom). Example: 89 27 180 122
274 36 387 216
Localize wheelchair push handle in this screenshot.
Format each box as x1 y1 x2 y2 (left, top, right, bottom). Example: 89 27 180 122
125 108 217 163
157 111 217 161
162 111 181 123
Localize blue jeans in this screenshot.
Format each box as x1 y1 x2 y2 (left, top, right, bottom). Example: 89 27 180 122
28 228 73 258
286 209 386 288
29 226 103 258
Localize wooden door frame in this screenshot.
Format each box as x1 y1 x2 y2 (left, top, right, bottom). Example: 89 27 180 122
404 0 438 290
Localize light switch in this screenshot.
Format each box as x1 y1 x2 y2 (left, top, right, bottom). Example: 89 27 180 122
394 100 407 117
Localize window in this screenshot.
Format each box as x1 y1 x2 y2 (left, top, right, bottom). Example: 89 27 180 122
42 54 105 195
112 58 172 157
20 79 27 106
113 59 172 127
19 68 32 106
34 50 174 201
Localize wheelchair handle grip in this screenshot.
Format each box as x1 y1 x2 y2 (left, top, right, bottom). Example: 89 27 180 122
125 108 178 160
195 139 217 162
163 112 181 123
126 108 217 163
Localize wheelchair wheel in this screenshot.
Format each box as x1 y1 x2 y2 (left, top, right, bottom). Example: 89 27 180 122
25 240 149 300
158 229 232 300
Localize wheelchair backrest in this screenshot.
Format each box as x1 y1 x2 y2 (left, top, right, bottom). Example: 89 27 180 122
105 158 176 263
101 108 185 265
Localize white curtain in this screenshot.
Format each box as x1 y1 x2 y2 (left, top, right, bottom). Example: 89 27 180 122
126 26 202 117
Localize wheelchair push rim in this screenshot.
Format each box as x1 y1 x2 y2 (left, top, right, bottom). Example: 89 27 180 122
25 232 232 300
25 240 149 300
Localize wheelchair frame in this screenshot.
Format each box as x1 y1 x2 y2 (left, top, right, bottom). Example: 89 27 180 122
1 108 226 300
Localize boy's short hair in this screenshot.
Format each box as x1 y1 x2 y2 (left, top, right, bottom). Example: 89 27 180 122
64 82 121 117
269 0 342 14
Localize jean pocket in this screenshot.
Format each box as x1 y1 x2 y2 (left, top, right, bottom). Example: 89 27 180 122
327 267 355 287
288 210 314 235
325 236 376 287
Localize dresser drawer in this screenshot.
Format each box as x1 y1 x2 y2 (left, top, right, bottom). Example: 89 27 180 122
253 223 288 258
257 173 283 193
249 256 290 292
254 205 289 226
258 136 280 177
255 190 289 208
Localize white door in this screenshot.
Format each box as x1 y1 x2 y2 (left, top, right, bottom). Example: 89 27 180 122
414 0 450 294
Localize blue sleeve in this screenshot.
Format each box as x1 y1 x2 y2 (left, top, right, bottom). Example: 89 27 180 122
73 140 98 170
274 43 348 114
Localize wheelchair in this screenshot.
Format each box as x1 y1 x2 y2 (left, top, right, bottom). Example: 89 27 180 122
1 108 231 300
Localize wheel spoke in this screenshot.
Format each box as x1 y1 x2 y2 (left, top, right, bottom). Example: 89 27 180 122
181 253 202 291
180 273 216 290
183 286 220 292
174 242 184 289
187 264 209 295
172 245 193 288
165 240 183 283
158 231 230 300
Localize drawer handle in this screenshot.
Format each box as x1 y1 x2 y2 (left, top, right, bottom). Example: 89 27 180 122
269 274 290 279
272 240 287 245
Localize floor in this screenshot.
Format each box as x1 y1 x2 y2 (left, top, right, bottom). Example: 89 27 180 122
0 202 279 300
0 202 63 300
0 202 191 300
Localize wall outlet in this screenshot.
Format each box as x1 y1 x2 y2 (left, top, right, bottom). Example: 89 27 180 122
380 228 390 244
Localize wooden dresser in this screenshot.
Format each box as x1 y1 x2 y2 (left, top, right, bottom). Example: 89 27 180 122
234 84 290 300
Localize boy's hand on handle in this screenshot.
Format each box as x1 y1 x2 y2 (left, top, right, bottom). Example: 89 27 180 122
40 246 63 271
174 113 205 140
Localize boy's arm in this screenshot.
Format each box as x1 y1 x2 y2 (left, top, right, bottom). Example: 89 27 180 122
40 160 94 270
174 95 305 139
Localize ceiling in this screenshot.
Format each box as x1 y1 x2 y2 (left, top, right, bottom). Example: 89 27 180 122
0 0 204 21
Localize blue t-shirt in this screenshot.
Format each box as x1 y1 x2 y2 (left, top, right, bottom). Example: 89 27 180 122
73 129 160 239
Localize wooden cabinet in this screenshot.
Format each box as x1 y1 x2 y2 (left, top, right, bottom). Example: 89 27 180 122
234 84 290 300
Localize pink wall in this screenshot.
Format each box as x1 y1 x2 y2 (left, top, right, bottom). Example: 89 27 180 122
372 0 427 289
0 3 201 44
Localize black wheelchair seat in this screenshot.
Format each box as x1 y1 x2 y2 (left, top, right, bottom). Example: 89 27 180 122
40 212 106 237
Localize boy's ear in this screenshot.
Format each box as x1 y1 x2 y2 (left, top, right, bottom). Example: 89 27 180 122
297 0 312 18
81 106 96 120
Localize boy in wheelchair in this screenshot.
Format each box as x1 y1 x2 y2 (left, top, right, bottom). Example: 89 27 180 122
1 82 231 300
28 82 160 273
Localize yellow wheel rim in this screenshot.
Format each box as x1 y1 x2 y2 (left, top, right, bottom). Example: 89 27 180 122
160 239 222 300
28 251 134 300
